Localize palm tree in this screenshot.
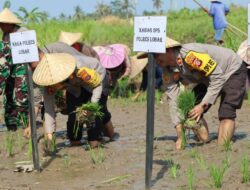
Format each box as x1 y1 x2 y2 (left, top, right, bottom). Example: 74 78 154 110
152 0 163 14
3 0 11 8
110 0 135 18
73 6 85 20
95 2 112 17
16 7 48 23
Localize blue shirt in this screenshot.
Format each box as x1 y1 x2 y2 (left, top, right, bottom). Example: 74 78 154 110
209 2 229 30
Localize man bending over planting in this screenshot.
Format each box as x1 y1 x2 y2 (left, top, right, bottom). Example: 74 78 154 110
138 37 247 150
32 52 110 149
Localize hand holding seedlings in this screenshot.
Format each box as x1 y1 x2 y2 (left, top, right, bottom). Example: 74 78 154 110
188 103 204 122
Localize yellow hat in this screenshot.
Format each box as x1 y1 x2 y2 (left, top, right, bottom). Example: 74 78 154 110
0 8 22 24
129 55 148 79
137 37 181 59
33 53 76 86
59 31 82 46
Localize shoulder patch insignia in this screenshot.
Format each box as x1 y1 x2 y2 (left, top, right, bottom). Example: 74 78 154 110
184 51 217 76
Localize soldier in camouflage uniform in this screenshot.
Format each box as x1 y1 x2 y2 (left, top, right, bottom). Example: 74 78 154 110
0 8 28 130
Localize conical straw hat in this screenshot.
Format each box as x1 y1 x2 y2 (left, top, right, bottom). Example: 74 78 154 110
33 53 76 86
59 31 82 46
129 55 148 79
137 37 181 59
0 8 22 24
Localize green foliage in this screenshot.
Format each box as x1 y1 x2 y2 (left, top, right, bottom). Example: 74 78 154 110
88 145 105 164
187 166 195 190
19 112 28 129
180 127 186 149
4 132 15 157
75 102 104 123
240 155 249 183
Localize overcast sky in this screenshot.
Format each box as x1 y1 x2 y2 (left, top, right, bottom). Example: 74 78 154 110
5 0 250 18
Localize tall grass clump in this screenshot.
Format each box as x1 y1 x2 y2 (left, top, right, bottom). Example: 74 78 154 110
240 155 249 183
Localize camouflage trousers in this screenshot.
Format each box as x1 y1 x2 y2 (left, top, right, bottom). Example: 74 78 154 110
0 58 28 129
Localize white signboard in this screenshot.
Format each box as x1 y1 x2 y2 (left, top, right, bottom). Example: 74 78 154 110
248 3 250 45
10 30 39 64
133 16 167 53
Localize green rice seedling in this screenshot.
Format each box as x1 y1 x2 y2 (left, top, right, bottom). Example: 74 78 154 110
209 164 226 188
75 102 104 123
155 90 163 104
190 148 198 158
195 152 207 170
73 121 80 140
27 138 33 160
19 112 28 128
170 163 180 179
17 129 24 151
101 174 131 184
187 166 195 190
4 132 15 157
50 134 57 153
240 155 249 183
88 145 105 164
63 154 71 168
110 77 131 98
177 90 196 123
180 127 187 150
223 139 232 152
223 153 231 170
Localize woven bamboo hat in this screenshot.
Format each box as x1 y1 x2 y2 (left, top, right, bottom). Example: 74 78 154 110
0 8 22 24
33 53 76 86
137 37 181 59
130 55 148 79
59 31 82 46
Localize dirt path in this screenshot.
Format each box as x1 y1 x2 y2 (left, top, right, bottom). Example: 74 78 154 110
0 99 250 190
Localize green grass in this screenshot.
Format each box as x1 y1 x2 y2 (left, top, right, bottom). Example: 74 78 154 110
170 163 180 179
27 138 33 160
20 5 246 53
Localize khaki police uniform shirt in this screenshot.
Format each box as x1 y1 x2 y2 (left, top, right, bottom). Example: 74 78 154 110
163 43 243 126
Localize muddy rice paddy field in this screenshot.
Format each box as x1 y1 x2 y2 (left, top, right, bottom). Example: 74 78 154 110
0 98 250 190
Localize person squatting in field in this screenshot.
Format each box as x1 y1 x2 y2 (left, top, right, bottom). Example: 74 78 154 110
93 43 132 88
0 8 29 131
58 32 118 140
32 49 111 149
203 0 229 45
138 37 247 150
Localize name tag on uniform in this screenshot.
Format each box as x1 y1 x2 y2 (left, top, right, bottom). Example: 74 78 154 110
184 51 217 76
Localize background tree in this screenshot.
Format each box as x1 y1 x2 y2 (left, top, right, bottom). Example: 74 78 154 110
95 2 112 18
3 0 11 9
110 0 135 18
73 6 85 20
16 7 48 23
152 0 163 14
